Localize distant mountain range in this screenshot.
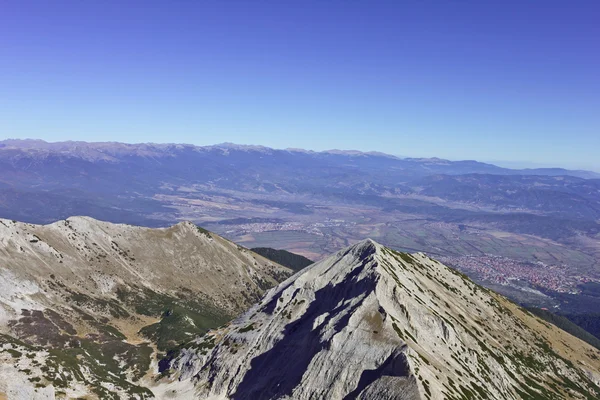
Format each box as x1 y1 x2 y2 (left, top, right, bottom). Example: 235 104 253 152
1 139 598 178
1 139 599 226
1 139 600 317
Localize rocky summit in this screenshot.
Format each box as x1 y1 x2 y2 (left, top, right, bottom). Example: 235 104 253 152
164 239 600 400
0 217 292 399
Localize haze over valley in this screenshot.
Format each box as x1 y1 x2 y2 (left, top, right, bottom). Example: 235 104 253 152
2 139 599 314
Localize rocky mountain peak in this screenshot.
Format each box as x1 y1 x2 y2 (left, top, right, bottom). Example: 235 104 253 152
162 240 600 400
0 217 294 398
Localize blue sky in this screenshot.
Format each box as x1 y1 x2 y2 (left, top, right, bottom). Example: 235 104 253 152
1 1 599 170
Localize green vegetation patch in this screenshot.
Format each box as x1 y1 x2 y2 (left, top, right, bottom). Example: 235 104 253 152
2 332 152 398
119 286 231 351
196 225 211 238
527 307 600 350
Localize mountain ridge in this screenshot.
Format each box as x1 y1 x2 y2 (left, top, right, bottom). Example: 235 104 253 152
0 216 293 398
163 239 600 400
2 139 600 320
2 139 598 177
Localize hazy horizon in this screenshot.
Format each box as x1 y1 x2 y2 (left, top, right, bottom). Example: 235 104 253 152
2 1 599 170
3 137 599 173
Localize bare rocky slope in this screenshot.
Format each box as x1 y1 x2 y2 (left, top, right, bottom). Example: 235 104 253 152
163 239 600 400
0 217 292 399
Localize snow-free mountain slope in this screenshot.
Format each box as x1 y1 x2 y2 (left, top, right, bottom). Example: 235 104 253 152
0 217 292 398
168 239 600 400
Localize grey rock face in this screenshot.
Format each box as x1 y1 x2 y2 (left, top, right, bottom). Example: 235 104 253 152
0 216 293 399
166 239 600 400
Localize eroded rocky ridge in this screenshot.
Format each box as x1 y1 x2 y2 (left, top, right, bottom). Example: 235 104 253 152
165 240 600 400
0 217 292 399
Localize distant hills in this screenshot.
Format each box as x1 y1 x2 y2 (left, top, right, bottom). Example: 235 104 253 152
1 139 598 178
1 139 599 226
1 139 600 317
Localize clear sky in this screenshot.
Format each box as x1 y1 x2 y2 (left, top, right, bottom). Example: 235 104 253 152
1 1 599 170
